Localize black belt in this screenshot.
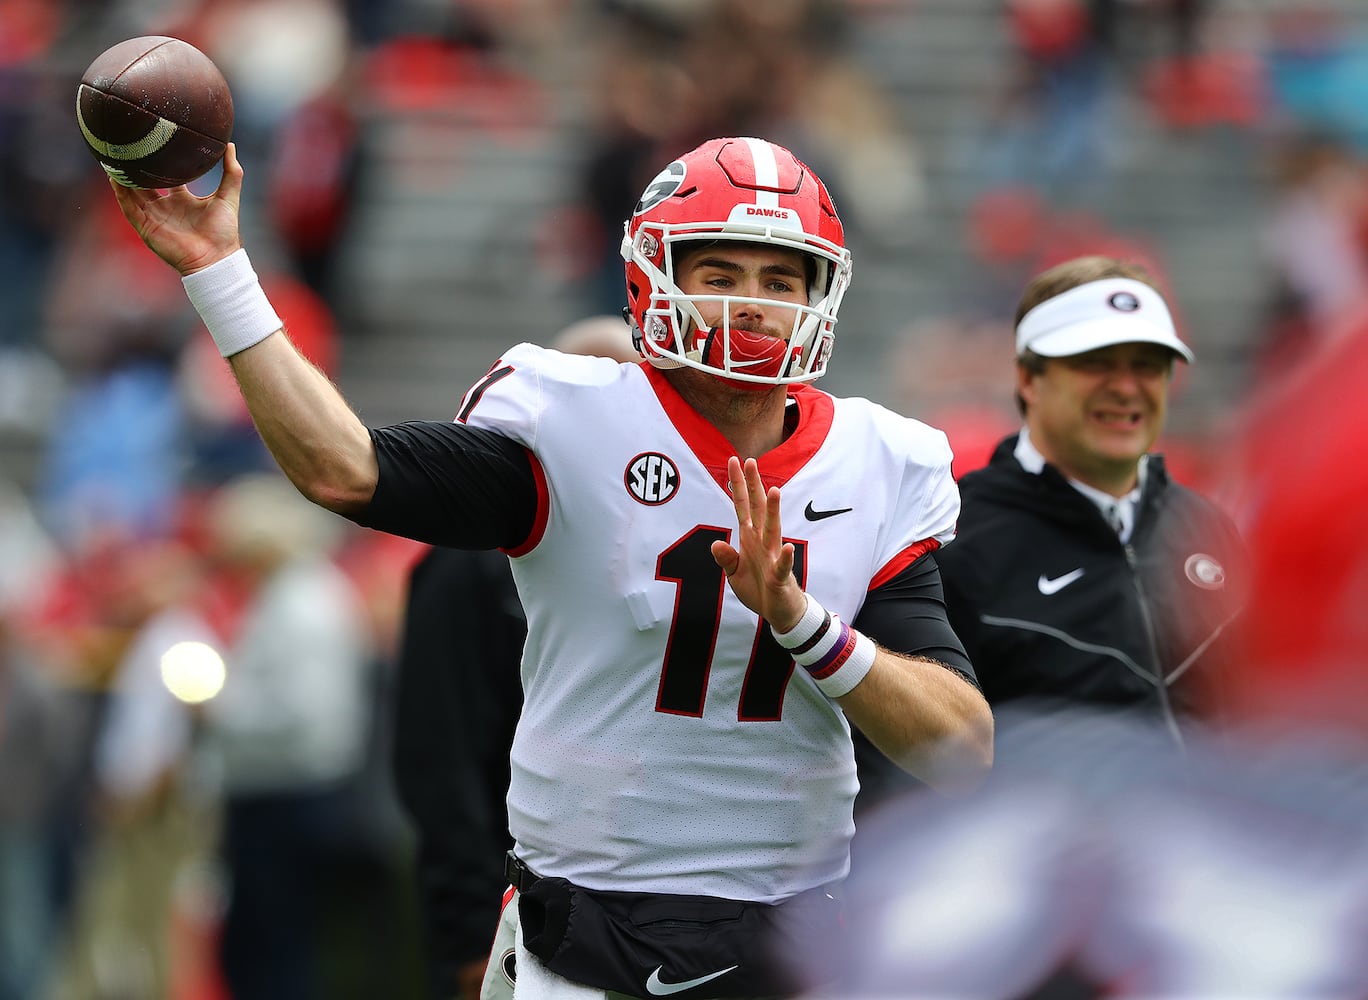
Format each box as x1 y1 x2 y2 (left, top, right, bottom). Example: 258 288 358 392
504 851 541 893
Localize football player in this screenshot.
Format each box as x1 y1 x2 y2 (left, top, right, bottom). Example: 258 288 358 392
110 136 993 998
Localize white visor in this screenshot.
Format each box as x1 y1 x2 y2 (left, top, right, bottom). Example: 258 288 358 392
1016 277 1194 362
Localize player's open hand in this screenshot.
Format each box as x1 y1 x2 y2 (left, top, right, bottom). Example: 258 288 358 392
109 141 245 277
711 456 808 633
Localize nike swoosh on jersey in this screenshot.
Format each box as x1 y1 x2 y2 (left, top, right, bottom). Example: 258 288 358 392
804 501 853 521
1037 568 1085 595
645 964 739 996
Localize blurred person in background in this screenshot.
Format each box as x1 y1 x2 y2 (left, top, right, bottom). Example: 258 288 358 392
0 4 91 362
108 133 993 998
394 543 524 1000
36 190 193 549
936 256 1246 747
200 472 385 1000
392 316 637 1000
569 0 925 318
569 2 717 317
0 481 84 1000
1255 135 1368 383
44 538 221 1000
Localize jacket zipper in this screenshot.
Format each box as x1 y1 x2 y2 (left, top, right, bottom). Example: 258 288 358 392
1125 542 1184 751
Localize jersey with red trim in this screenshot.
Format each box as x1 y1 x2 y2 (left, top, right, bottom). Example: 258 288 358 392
457 342 959 902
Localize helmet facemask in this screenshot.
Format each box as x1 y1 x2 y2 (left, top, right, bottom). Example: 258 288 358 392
622 137 853 387
624 222 849 387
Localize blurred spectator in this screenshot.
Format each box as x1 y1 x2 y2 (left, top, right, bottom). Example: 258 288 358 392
568 0 925 316
1256 135 1368 380
393 545 525 1000
961 181 1169 329
1090 0 1257 131
199 473 383 1000
35 361 186 547
1262 3 1368 151
44 539 222 1000
169 0 352 161
0 636 89 1000
0 15 91 354
266 86 362 299
685 0 927 250
568 2 711 316
975 0 1118 198
0 480 83 1000
884 317 1019 479
36 190 192 547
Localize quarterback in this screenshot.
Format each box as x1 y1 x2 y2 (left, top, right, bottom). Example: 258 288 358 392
109 136 993 997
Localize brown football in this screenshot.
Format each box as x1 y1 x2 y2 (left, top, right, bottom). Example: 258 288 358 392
76 36 234 189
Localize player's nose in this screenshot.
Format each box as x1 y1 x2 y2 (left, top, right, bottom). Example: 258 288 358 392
731 288 767 320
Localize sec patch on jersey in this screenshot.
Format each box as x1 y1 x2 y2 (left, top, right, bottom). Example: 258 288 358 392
76 35 233 189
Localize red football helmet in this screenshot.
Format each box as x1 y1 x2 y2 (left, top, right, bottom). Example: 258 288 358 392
621 137 852 386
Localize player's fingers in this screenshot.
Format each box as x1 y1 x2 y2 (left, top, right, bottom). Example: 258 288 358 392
711 540 739 577
743 458 767 527
726 456 751 525
108 177 134 213
775 541 795 581
109 177 145 207
108 180 158 235
216 142 244 212
762 485 784 551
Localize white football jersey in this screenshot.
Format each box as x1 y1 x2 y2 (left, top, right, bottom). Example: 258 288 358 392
458 343 959 903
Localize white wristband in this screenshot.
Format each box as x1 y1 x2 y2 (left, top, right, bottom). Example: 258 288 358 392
771 594 829 652
182 248 283 357
808 628 876 699
771 595 876 698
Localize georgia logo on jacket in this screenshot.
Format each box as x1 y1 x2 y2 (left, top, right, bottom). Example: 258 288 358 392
1184 553 1226 590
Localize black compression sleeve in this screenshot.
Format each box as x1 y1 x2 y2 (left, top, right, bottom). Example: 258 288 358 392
852 552 978 687
351 421 538 550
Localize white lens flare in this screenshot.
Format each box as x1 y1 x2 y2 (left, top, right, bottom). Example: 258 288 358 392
160 641 226 704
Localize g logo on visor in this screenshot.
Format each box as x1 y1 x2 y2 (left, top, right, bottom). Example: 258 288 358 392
1108 291 1141 312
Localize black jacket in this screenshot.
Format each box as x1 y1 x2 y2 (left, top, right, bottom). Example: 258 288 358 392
937 434 1246 742
392 546 526 997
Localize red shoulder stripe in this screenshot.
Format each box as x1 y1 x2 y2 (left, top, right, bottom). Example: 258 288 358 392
869 537 941 591
502 447 549 557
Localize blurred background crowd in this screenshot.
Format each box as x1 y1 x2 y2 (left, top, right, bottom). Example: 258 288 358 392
3 0 1368 998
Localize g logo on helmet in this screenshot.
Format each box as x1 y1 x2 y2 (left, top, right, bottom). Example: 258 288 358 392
634 161 686 216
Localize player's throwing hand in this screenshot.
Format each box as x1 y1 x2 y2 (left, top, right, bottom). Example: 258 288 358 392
711 456 808 634
109 141 245 277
